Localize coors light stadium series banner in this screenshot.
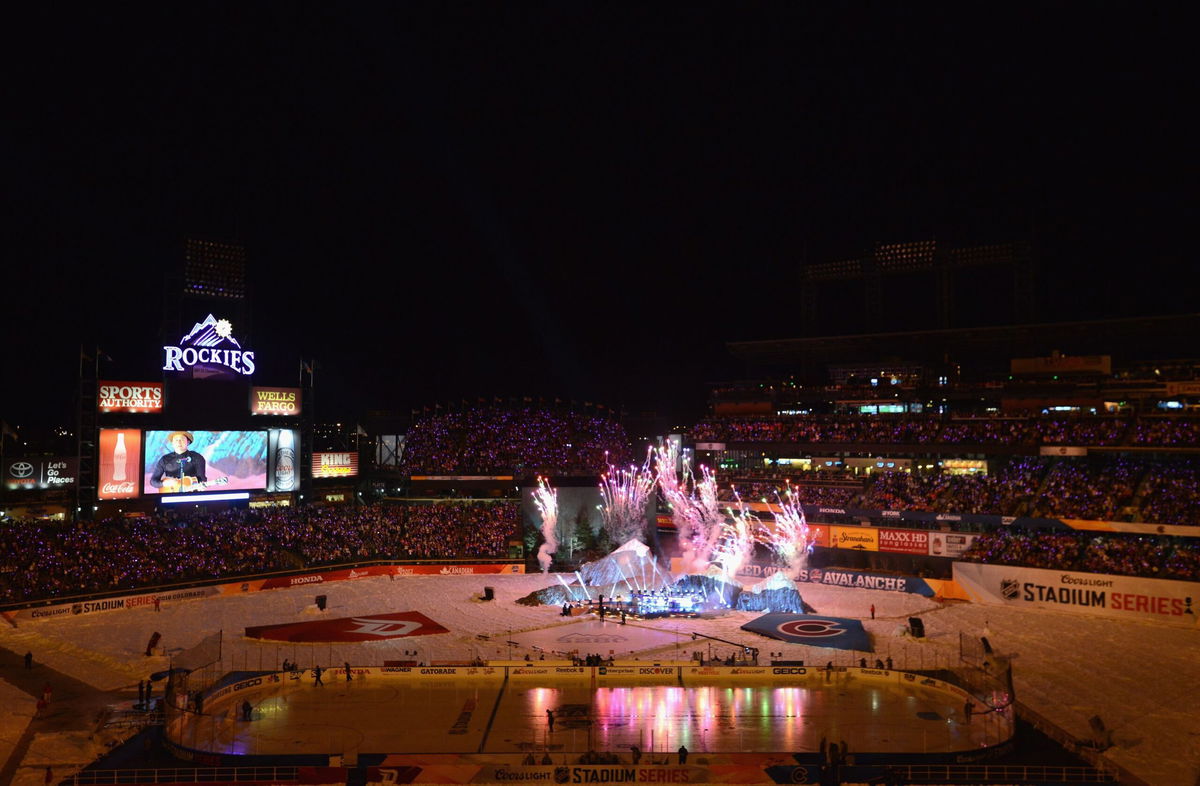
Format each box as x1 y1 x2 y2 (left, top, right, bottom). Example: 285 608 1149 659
954 563 1199 628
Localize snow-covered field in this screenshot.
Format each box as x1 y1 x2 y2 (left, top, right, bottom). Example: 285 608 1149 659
2 571 1198 785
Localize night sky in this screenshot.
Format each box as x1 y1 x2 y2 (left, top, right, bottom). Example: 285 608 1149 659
4 4 1191 428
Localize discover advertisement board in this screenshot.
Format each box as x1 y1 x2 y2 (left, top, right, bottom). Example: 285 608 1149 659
953 563 1199 627
98 429 142 499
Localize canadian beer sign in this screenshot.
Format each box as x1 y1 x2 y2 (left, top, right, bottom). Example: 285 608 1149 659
312 451 359 478
163 314 256 377
99 381 164 413
98 429 142 499
251 386 301 415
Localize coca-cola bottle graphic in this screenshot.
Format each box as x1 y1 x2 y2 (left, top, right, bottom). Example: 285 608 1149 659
274 430 295 491
112 433 127 481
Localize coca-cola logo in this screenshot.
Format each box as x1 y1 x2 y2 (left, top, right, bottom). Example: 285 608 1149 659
102 481 136 494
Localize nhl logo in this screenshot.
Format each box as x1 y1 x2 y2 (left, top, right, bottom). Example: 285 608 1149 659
1000 579 1020 600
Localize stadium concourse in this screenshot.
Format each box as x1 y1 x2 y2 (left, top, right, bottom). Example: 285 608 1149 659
0 571 1197 785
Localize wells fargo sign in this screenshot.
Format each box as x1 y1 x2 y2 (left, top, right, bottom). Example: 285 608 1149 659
251 386 301 415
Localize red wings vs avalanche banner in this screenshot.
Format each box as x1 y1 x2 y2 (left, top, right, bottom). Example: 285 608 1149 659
245 611 449 642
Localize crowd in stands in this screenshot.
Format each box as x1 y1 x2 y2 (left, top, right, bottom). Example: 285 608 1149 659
725 453 1200 525
960 530 1199 581
691 414 1200 447
401 407 632 475
0 502 517 605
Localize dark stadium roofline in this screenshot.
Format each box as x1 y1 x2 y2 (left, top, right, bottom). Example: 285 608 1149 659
726 313 1200 366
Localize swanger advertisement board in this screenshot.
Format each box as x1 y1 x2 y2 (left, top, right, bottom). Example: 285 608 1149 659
953 563 1199 627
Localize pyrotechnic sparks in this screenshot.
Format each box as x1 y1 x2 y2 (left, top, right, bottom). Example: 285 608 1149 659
710 487 758 583
599 449 656 546
763 482 813 579
654 443 725 574
533 476 559 573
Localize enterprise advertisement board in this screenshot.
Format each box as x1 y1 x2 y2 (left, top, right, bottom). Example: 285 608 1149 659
142 430 268 494
312 451 358 478
98 429 142 499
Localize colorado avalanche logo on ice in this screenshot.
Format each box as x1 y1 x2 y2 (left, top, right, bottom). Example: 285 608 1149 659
777 618 845 638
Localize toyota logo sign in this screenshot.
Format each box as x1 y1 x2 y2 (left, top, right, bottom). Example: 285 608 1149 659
9 462 34 478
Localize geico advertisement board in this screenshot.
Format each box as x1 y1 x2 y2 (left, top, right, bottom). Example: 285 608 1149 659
954 563 1200 627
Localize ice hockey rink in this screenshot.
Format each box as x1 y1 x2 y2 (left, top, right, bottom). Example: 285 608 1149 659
174 617 1000 761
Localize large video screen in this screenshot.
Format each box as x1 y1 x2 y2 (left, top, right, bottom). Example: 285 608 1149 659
142 430 268 495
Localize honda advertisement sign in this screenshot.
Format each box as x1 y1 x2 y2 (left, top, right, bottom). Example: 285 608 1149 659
98 429 142 499
4 458 77 491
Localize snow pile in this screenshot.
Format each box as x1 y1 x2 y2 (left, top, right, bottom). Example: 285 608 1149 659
734 571 811 614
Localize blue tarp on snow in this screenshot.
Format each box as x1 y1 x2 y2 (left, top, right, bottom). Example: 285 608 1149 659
741 613 872 652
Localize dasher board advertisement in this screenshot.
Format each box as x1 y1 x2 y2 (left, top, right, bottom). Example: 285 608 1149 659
251 386 301 415
312 451 359 478
142 430 268 494
99 381 164 413
98 429 142 499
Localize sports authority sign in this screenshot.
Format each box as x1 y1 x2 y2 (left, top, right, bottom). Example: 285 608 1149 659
953 563 1200 628
244 611 449 642
99 381 164 413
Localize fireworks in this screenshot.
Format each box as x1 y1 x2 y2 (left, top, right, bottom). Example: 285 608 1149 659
762 482 813 579
599 448 656 546
532 476 559 573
